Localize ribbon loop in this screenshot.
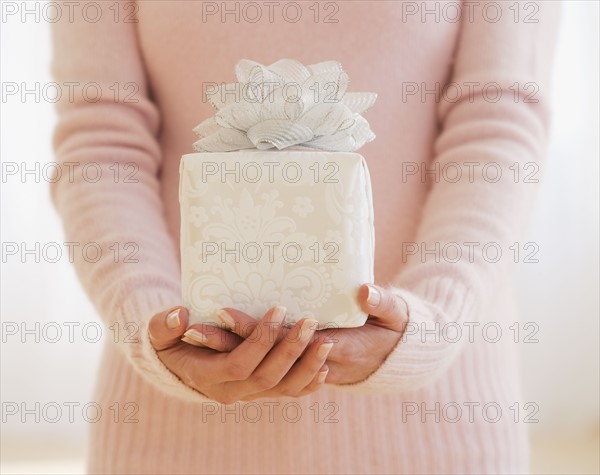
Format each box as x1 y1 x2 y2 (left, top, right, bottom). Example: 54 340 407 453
193 59 377 153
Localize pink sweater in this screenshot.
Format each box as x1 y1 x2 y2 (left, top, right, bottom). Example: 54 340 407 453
50 1 559 473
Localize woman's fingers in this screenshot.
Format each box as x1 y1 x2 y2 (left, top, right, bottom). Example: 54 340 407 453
299 364 330 396
240 337 333 400
215 306 287 384
239 318 318 394
287 339 333 392
152 305 333 403
181 323 243 352
219 307 262 338
148 306 189 351
239 365 329 401
222 307 298 345
358 284 409 332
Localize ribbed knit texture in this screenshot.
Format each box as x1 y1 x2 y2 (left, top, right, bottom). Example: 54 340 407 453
50 1 559 473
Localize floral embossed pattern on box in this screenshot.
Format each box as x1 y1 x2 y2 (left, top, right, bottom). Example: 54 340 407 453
180 150 374 329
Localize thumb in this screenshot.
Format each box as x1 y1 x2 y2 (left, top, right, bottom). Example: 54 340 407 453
358 284 408 332
148 306 189 351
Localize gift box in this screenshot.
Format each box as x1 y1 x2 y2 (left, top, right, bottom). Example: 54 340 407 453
179 59 377 329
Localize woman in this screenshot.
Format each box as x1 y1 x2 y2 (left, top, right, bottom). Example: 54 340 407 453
51 1 559 473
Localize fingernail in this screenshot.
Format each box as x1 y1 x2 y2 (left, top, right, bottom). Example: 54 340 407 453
182 329 207 346
166 309 181 329
317 368 329 384
366 284 381 306
181 336 205 347
271 306 287 322
301 319 318 341
317 342 334 359
217 309 235 329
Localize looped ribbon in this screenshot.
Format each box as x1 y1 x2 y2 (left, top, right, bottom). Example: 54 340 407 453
193 59 377 152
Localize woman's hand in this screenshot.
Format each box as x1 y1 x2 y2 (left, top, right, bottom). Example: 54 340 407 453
316 284 409 384
197 283 409 386
148 306 333 404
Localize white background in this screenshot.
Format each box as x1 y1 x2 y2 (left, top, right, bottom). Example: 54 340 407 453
1 1 598 472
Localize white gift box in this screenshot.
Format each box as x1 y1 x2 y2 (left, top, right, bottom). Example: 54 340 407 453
179 150 374 329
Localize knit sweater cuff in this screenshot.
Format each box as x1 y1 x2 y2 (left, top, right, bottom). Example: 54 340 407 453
329 277 476 393
114 288 214 404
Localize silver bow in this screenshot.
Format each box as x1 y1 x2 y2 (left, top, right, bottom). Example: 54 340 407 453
193 59 377 152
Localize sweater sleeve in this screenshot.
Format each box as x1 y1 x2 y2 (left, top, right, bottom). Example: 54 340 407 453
332 1 560 393
50 2 210 403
